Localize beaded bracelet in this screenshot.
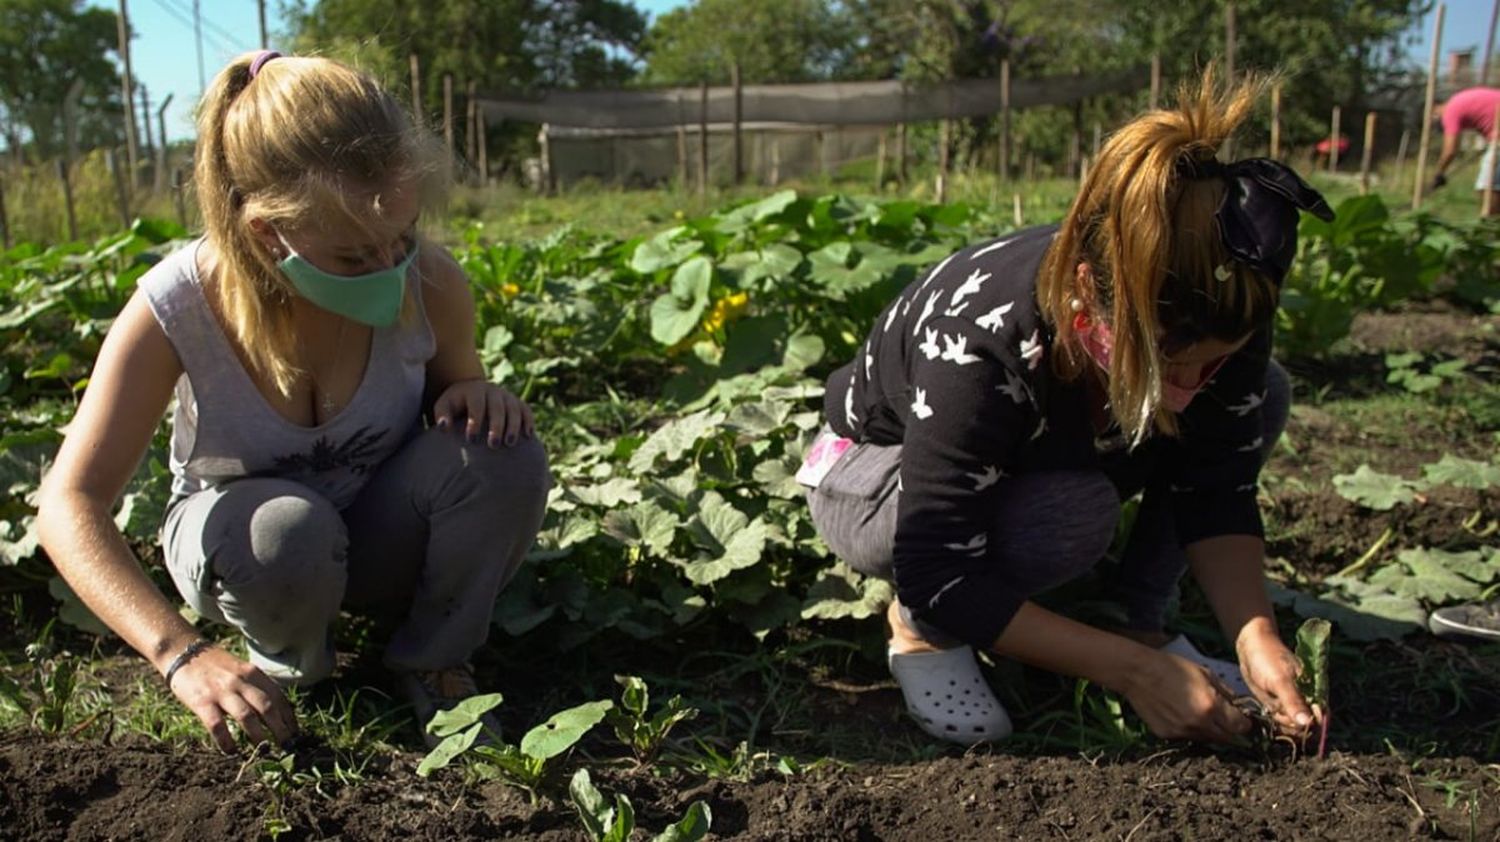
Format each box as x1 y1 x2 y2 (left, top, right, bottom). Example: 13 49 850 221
163 639 213 688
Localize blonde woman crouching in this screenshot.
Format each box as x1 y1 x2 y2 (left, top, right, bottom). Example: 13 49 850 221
36 51 550 753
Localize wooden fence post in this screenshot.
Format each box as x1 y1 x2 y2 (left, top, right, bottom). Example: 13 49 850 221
999 59 1012 180
876 130 887 189
465 79 478 175
171 166 187 228
153 93 173 194
731 62 743 186
1393 128 1411 190
1223 3 1236 158
409 54 422 122
58 159 79 241
1359 111 1377 194
1329 106 1342 172
1270 84 1281 159
442 74 454 161
1484 102 1500 217
698 80 709 196
117 0 140 186
1413 3 1445 211
107 148 131 228
675 92 688 190
478 111 489 187
1150 53 1161 110
0 172 9 249
896 122 908 184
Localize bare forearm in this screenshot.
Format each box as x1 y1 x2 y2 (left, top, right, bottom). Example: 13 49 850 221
988 601 1152 693
1186 534 1276 644
37 492 200 674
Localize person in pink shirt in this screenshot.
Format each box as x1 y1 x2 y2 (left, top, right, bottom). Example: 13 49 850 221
1432 87 1500 215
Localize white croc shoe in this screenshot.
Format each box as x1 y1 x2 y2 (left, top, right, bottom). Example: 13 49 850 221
887 645 1012 745
1160 635 1251 697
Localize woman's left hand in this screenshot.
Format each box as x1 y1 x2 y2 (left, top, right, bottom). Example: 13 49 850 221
431 379 535 447
1236 619 1316 737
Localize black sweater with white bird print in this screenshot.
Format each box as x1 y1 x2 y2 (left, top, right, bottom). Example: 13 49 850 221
823 225 1275 649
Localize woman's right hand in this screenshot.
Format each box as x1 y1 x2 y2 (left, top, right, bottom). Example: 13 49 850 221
168 646 299 753
1122 649 1252 744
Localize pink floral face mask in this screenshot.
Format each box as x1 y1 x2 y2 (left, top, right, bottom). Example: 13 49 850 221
1073 313 1227 413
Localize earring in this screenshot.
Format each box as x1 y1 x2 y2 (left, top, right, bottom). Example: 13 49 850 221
1069 297 1085 313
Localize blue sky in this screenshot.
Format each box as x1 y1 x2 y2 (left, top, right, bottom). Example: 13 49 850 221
93 0 1489 143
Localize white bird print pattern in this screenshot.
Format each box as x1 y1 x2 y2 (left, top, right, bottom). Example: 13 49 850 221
911 291 940 336
965 464 1005 490
943 533 988 556
1029 416 1048 441
944 302 972 318
950 269 991 308
918 328 941 360
1019 329 1044 369
883 301 902 332
844 376 859 428
995 369 1030 404
911 388 934 419
864 349 875 379
1237 436 1264 453
975 301 1014 334
1229 390 1265 416
939 333 982 365
918 253 958 292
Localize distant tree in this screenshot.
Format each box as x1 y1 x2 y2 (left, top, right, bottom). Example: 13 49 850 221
640 0 849 84
285 0 648 97
0 0 123 161
1115 0 1426 147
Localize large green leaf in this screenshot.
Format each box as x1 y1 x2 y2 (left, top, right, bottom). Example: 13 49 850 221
426 692 505 737
630 226 702 274
801 563 894 621
601 501 681 557
627 410 726 473
1367 548 1493 603
1331 465 1417 510
416 722 483 777
1421 454 1500 491
652 801 713 842
570 477 644 508
520 699 613 760
649 256 714 345
570 769 614 841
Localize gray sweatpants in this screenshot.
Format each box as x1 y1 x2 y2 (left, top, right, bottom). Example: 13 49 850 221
808 361 1290 646
161 427 551 685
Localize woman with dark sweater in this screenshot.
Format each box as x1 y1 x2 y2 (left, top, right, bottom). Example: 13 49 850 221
800 68 1331 745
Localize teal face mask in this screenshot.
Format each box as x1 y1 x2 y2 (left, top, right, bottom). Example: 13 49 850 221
276 234 418 327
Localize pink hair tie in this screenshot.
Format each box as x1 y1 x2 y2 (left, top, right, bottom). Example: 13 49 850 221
249 50 281 79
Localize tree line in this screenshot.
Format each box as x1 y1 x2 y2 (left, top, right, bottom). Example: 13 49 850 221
2 0 1429 175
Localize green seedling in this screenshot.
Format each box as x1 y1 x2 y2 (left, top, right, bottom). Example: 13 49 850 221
570 768 712 842
1385 352 1467 394
1294 617 1332 759
418 694 614 802
608 674 698 768
0 620 86 736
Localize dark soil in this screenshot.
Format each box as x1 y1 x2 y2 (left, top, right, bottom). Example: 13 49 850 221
3 305 1498 841
3 732 1495 841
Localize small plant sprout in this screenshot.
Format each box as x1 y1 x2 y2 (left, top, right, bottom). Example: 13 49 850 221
570 768 713 842
608 674 699 768
1294 618 1332 759
416 692 505 777
419 696 613 800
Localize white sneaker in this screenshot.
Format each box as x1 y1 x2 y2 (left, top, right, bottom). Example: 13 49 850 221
1160 635 1251 697
887 645 1012 745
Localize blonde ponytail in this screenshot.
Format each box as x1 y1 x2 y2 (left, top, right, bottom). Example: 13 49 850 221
1038 64 1279 443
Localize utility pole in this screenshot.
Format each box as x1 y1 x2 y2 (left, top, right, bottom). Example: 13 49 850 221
194 0 206 96
139 85 154 168
1484 0 1499 86
259 0 269 49
117 0 140 186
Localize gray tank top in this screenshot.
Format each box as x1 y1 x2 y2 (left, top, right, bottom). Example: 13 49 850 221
140 239 436 509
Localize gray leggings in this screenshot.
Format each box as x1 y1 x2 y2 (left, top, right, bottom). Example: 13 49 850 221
808 361 1290 644
161 427 551 684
